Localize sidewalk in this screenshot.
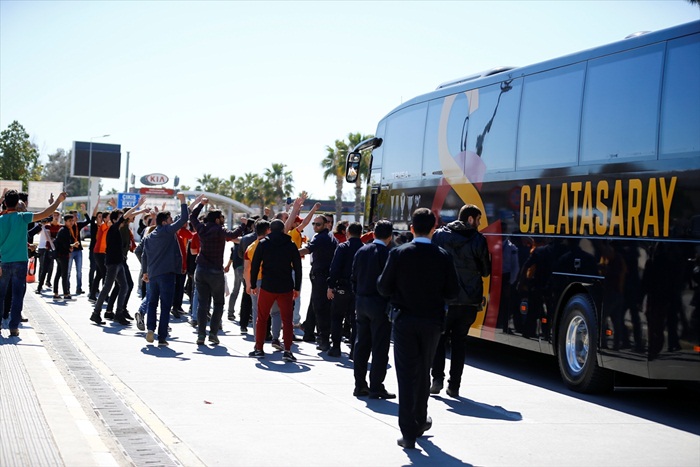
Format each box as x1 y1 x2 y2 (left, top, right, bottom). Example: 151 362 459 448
2 253 699 467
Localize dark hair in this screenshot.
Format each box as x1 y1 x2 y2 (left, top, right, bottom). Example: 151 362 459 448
63 214 74 222
323 212 334 223
270 219 285 232
205 210 223 223
156 211 171 225
458 204 481 223
255 219 271 236
334 221 346 233
411 208 436 236
373 220 393 239
18 191 29 203
347 222 362 237
109 210 122 222
3 189 19 208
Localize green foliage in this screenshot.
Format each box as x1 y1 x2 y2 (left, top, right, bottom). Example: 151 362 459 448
0 120 42 188
41 148 90 196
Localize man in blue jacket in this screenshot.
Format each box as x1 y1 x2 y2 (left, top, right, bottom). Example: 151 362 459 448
141 192 190 345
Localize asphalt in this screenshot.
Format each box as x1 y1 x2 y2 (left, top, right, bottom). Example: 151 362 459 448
1 252 699 467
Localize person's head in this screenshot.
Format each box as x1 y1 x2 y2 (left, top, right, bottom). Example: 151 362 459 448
312 215 327 233
156 211 172 226
410 208 437 237
334 221 347 234
51 211 61 223
270 219 285 233
347 222 362 238
63 214 75 227
323 212 334 228
255 219 271 237
458 204 482 229
293 215 303 227
205 209 224 225
109 209 122 222
18 191 29 204
16 200 27 212
275 211 289 223
3 189 19 208
373 220 393 242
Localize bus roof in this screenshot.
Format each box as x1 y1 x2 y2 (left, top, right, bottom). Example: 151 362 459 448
381 20 700 122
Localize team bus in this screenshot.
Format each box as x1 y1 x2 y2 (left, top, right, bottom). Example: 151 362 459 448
346 20 700 393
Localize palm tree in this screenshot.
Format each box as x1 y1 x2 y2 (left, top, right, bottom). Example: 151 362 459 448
264 163 294 210
347 132 374 222
221 175 237 199
321 139 349 221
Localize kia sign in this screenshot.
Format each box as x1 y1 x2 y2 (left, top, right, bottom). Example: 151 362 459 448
140 173 169 186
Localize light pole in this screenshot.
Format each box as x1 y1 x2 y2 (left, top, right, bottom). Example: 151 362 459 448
88 134 110 213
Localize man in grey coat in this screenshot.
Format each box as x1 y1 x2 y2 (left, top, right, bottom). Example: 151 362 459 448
141 193 192 345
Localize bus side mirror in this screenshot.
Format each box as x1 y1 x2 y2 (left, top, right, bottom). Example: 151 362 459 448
346 152 361 183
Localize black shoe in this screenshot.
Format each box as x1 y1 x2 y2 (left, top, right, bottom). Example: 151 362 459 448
227 313 235 321
248 349 265 358
327 346 341 357
369 389 396 400
240 326 248 334
446 386 459 398
302 334 316 343
430 379 443 395
76 289 84 295
316 342 330 352
104 311 115 320
190 320 198 327
196 335 205 345
397 437 416 449
123 310 134 320
35 287 42 294
208 334 220 345
282 351 297 362
158 339 169 347
171 309 182 319
20 317 28 323
353 386 370 397
53 294 61 300
46 282 52 288
9 329 20 337
418 416 433 437
90 313 105 325
115 316 131 326
87 295 97 303
135 312 145 331
63 294 72 300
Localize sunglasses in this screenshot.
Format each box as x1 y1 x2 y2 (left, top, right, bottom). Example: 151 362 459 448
312 222 323 226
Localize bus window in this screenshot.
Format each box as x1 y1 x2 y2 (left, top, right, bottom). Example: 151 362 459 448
580 43 664 163
422 98 450 179
381 103 427 183
464 80 521 173
517 63 585 169
659 34 700 160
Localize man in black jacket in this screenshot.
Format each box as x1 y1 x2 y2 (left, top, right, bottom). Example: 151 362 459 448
378 208 459 450
249 219 302 362
53 214 79 300
351 220 393 398
430 204 491 398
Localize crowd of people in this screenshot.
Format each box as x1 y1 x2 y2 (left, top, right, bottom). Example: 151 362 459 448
1 188 492 450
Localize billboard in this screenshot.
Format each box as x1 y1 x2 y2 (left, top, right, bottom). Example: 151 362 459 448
28 181 64 210
71 141 121 179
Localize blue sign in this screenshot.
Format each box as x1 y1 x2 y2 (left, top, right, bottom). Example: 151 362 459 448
118 193 141 209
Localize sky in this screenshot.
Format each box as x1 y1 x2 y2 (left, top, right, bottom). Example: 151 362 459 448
1 1 698 201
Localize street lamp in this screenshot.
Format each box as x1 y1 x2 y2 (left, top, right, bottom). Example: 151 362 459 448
88 134 110 213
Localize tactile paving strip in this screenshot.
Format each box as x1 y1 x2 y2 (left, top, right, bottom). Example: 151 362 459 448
23 299 180 467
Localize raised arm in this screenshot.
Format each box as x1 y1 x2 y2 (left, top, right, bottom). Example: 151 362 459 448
32 192 68 222
123 195 147 219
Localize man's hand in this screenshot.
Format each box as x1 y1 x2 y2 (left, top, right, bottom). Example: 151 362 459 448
177 192 186 204
138 196 147 207
224 264 230 273
327 288 335 300
48 192 54 204
201 197 209 205
293 290 300 300
250 287 258 296
142 273 149 283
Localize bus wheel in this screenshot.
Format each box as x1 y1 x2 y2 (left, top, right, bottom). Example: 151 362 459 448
557 294 613 393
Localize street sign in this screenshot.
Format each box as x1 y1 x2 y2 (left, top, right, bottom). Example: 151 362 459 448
139 187 175 196
118 192 141 209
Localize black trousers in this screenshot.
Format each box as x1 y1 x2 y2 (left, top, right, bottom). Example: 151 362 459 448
53 256 70 295
330 289 355 348
37 248 54 289
353 295 391 392
107 260 133 311
90 253 106 298
393 313 442 442
172 272 186 311
310 274 332 345
431 304 477 389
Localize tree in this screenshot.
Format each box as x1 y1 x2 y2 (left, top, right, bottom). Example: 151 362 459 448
346 132 374 222
0 120 42 189
42 148 90 196
264 163 294 209
321 139 348 221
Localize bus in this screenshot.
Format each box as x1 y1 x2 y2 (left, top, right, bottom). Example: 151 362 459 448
346 20 700 393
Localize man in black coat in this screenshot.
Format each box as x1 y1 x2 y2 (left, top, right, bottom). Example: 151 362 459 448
378 208 460 450
430 204 491 398
351 220 394 398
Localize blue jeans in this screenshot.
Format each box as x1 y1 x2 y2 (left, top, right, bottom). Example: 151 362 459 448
0 261 28 330
68 249 83 291
146 273 175 340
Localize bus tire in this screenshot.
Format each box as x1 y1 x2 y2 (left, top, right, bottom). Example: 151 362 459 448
557 293 613 393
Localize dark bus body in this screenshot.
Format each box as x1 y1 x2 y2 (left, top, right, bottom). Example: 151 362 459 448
348 21 700 392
